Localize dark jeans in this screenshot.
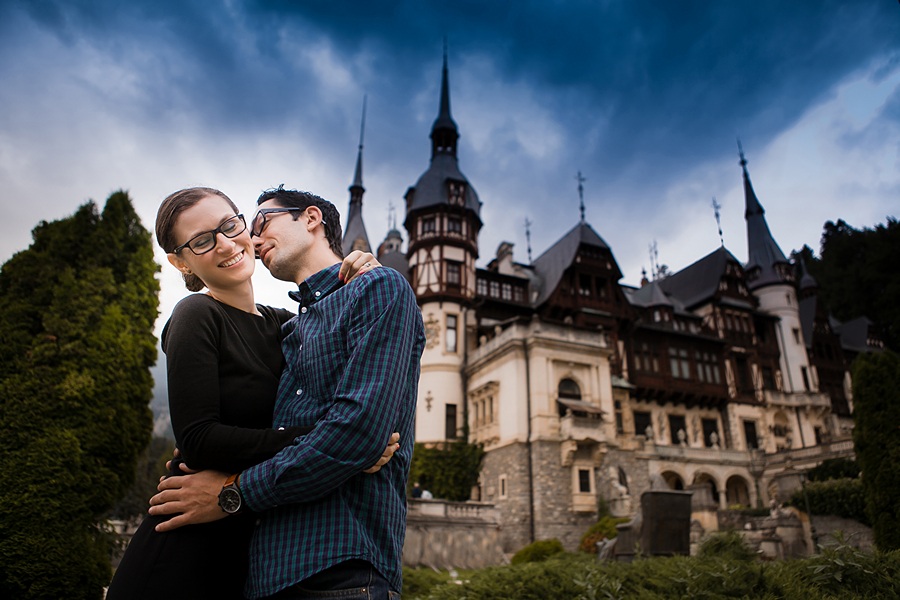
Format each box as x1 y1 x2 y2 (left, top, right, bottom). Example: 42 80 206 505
267 560 399 600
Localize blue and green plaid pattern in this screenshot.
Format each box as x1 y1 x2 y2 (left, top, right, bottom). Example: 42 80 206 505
240 263 424 598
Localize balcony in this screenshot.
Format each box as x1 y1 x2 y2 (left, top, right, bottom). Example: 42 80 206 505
653 443 750 465
763 390 831 409
560 413 605 442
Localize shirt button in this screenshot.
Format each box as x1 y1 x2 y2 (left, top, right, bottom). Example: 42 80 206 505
277 426 285 431
315 291 321 297
296 389 303 396
301 307 308 314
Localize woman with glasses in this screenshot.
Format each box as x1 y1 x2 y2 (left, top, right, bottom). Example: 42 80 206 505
107 187 392 599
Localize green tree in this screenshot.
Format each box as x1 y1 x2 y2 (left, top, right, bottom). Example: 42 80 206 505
852 350 900 551
409 440 485 502
799 218 900 350
0 191 160 599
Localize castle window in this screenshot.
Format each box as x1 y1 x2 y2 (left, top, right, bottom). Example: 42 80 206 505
668 414 687 444
448 216 462 233
499 475 507 499
422 217 436 234
476 278 488 296
669 347 691 379
446 261 461 289
702 418 719 447
448 181 466 206
634 410 652 437
761 366 776 390
579 273 592 296
578 468 591 493
446 314 458 353
489 280 499 297
801 366 811 391
445 403 458 439
501 283 512 301
743 420 759 450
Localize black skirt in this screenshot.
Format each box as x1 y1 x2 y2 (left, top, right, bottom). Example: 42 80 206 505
106 511 255 600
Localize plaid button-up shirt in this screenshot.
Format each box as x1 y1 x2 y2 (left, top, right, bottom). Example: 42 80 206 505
240 263 425 598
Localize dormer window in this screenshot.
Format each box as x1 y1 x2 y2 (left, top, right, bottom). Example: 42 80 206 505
448 181 466 206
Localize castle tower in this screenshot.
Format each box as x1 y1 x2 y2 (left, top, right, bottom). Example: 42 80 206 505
740 145 815 394
404 47 482 443
342 97 372 256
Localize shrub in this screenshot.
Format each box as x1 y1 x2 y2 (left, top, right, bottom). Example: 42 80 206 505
852 350 900 551
423 554 593 600
511 539 565 565
402 567 454 598
787 477 869 525
579 515 630 553
807 458 860 482
697 530 757 561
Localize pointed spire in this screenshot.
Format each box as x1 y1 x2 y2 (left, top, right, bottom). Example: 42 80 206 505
738 140 791 290
342 97 371 256
430 40 459 159
351 95 366 191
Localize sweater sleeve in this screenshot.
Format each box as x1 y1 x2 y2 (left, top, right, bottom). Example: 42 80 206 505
162 296 308 473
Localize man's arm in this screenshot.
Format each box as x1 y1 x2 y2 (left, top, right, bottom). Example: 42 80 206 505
149 433 401 532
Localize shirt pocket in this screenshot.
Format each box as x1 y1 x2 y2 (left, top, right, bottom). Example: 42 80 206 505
298 329 347 403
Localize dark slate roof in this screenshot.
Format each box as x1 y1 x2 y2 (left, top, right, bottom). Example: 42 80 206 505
628 279 673 308
406 153 482 214
379 251 410 282
742 160 790 290
834 316 874 353
658 246 740 310
531 221 612 307
342 201 371 256
798 295 817 348
798 258 818 291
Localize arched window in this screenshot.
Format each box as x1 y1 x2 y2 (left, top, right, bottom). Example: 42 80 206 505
558 378 581 400
558 378 582 417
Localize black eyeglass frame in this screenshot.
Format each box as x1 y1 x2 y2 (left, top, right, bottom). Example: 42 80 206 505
173 214 247 255
251 207 328 237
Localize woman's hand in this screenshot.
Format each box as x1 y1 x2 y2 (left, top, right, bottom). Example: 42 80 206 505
364 432 400 474
339 250 381 283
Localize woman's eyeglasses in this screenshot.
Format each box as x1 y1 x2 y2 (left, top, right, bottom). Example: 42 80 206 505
173 214 247 255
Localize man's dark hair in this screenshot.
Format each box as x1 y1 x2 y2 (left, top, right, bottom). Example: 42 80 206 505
257 185 344 258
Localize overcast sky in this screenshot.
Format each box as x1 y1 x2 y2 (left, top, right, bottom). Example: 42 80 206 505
1 1 898 411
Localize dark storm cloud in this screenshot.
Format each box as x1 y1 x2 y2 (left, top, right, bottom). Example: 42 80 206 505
243 0 899 187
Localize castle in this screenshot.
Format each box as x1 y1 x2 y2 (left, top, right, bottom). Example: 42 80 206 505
341 53 881 552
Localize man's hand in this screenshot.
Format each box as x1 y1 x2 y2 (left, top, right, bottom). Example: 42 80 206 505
339 250 380 283
148 469 232 532
364 432 400 474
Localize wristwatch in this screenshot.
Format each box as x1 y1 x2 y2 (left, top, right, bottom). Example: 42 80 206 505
217 473 243 514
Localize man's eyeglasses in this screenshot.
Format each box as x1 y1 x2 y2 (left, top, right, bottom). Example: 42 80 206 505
173 214 247 255
250 207 304 237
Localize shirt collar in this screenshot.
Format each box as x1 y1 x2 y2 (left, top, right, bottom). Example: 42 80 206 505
287 263 343 309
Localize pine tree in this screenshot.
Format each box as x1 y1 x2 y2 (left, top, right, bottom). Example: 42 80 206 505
0 191 160 599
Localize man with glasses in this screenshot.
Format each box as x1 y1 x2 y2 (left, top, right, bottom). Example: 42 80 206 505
151 187 425 600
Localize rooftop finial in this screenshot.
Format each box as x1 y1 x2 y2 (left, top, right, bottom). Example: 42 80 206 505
737 137 747 169
576 171 586 222
525 217 533 264
649 240 659 280
712 196 724 247
388 200 396 230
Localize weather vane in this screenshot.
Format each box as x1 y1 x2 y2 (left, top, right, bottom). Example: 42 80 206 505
525 217 533 264
576 171 586 222
712 196 724 247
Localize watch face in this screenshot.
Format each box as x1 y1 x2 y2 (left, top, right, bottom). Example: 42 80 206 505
219 487 242 513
